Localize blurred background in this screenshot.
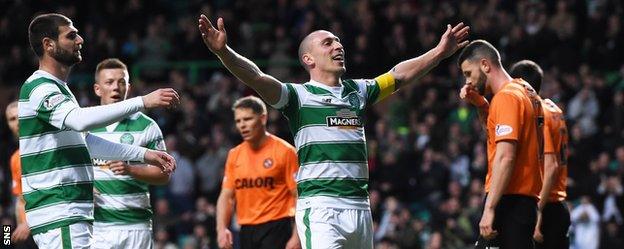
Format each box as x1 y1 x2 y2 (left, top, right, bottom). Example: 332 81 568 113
1 0 623 248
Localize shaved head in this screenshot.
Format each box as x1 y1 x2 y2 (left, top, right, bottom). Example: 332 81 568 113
298 30 333 71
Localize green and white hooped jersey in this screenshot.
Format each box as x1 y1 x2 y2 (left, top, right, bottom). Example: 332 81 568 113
18 70 94 235
90 112 165 230
274 76 395 210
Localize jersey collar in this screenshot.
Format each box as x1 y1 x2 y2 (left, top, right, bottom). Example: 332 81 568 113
308 79 343 97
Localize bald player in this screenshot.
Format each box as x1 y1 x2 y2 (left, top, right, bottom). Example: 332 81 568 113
199 15 469 249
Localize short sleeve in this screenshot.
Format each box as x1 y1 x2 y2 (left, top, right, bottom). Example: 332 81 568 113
490 92 522 142
284 146 299 192
358 73 397 107
29 83 78 129
222 149 237 190
143 123 166 151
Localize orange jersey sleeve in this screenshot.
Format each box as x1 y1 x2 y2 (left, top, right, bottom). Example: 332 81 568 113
490 91 523 143
222 148 238 190
10 150 22 196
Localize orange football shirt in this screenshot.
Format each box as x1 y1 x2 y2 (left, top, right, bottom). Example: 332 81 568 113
486 79 543 199
222 134 298 225
10 149 22 196
542 99 568 202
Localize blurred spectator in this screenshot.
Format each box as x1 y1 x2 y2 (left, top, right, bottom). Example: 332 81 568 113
166 136 196 214
567 86 600 136
195 138 226 200
597 175 623 225
571 196 601 249
600 220 624 249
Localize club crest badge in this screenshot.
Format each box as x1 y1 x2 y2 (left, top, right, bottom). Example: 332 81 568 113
120 133 135 144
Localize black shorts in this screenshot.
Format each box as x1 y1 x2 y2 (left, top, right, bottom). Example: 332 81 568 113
475 194 538 249
536 201 570 249
240 217 293 249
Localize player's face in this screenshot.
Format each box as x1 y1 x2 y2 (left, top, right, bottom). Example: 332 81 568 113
50 24 83 66
94 68 129 105
5 105 18 138
234 108 267 142
309 31 346 75
460 60 487 96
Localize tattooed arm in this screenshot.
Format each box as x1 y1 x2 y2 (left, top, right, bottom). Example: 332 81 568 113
198 15 282 105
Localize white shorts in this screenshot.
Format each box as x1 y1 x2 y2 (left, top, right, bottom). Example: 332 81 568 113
295 207 373 249
32 222 93 249
93 224 153 249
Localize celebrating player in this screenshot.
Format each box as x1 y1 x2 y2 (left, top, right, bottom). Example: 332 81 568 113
217 96 300 249
89 58 170 249
458 40 544 249
20 13 178 248
199 14 469 249
510 60 570 249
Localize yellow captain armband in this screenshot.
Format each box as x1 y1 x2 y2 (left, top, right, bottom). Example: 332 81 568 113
374 72 397 102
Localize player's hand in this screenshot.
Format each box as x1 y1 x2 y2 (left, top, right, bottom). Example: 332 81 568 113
435 22 470 59
144 150 176 174
460 83 488 108
533 226 544 243
11 223 30 242
533 210 544 243
142 88 180 109
479 207 498 240
198 15 228 55
285 235 302 249
107 161 129 175
217 228 234 249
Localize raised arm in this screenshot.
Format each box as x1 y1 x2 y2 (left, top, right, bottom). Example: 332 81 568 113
198 15 282 105
387 23 470 90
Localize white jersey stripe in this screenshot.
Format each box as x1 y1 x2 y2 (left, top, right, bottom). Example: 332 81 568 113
19 130 86 156
21 166 93 193
296 162 368 181
95 193 151 210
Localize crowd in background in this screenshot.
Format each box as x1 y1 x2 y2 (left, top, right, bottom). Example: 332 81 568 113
1 0 623 248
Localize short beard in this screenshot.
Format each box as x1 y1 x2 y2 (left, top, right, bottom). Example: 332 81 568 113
475 71 487 96
52 46 80 66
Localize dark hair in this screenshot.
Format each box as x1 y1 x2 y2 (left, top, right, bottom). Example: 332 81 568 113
232 95 267 115
28 13 72 57
95 58 128 81
510 60 543 93
457 39 502 68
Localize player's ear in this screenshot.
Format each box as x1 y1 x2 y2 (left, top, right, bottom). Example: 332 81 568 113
93 82 102 97
260 113 268 126
302 53 314 68
480 58 491 73
124 83 131 99
42 37 55 54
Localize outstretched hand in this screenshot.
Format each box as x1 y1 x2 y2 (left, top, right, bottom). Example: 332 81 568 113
198 15 228 55
436 22 470 59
